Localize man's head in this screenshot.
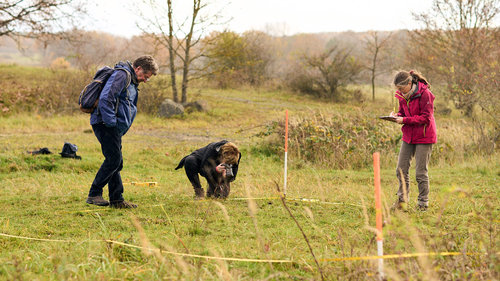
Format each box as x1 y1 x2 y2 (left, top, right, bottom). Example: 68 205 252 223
133 55 159 83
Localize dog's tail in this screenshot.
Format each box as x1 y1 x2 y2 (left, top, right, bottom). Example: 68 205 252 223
175 156 187 170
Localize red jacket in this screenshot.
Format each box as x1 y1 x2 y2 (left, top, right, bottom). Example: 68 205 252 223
395 82 437 144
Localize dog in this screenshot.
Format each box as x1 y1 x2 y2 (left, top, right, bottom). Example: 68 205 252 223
175 140 241 199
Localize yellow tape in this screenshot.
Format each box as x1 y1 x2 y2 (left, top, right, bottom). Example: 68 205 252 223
124 182 158 187
0 232 77 243
60 208 109 214
2 232 495 264
0 232 292 263
103 239 293 263
228 197 280 201
229 197 363 207
319 251 496 262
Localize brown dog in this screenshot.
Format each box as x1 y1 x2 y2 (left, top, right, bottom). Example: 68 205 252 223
175 140 241 199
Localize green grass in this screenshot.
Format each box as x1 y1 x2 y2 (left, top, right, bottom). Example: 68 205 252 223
0 68 499 280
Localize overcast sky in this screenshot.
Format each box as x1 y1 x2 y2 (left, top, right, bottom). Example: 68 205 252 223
86 0 435 38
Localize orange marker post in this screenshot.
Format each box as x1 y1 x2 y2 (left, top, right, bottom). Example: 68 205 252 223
284 110 289 197
373 152 384 278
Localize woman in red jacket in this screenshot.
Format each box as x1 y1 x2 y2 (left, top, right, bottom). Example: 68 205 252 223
390 70 437 211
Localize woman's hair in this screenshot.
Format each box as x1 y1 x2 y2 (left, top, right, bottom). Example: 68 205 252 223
393 70 430 88
220 142 240 165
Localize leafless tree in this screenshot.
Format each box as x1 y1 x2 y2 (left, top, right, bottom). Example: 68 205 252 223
412 0 500 150
166 0 178 102
364 31 392 101
411 0 500 116
137 0 229 103
0 0 85 40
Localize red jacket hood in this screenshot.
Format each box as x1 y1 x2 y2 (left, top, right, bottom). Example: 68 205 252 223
395 82 431 101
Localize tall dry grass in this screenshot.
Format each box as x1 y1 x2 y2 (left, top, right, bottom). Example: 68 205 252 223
256 110 495 170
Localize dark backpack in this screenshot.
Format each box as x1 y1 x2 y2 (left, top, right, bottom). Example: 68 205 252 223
78 66 131 113
59 142 81 159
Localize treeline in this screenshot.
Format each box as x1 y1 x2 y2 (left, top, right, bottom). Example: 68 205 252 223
0 29 401 86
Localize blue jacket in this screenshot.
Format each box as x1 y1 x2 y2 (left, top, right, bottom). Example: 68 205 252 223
90 61 139 136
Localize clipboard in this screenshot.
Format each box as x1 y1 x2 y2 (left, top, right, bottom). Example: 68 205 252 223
379 116 398 122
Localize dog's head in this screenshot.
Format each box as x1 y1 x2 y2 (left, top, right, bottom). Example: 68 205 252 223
219 142 240 165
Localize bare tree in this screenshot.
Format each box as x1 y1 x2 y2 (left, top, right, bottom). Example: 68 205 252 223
411 0 500 116
364 31 392 101
137 0 229 103
0 0 84 40
412 0 500 150
166 0 178 102
179 0 201 104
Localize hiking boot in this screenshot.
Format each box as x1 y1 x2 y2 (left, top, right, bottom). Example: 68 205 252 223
417 204 428 212
110 200 138 209
391 199 408 211
86 196 110 206
194 188 205 200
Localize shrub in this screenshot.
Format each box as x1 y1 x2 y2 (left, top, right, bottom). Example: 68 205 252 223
0 65 176 116
137 75 172 115
50 57 71 70
0 65 88 115
257 112 401 169
256 109 488 169
287 45 363 101
202 30 273 88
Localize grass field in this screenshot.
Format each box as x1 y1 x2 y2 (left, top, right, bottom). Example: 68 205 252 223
0 78 498 280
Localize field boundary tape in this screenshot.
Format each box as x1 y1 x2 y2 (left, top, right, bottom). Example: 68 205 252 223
319 251 498 262
167 197 364 209
1 232 495 264
0 232 292 263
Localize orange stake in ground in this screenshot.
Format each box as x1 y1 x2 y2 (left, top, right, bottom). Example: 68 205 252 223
373 152 384 278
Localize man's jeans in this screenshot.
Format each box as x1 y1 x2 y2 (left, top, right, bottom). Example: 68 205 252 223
396 141 433 207
88 123 124 202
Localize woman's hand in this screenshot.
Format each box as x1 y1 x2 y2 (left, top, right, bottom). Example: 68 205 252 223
216 163 227 177
390 112 403 124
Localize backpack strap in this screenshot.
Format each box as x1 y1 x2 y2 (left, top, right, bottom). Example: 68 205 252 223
115 67 131 90
113 68 132 114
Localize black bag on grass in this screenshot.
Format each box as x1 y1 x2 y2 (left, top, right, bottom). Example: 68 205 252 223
60 142 81 160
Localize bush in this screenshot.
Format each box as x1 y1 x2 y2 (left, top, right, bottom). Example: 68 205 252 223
50 57 71 70
0 65 175 116
137 75 172 115
0 64 88 115
286 64 320 96
202 30 273 88
256 109 488 169
257 112 401 169
287 45 363 101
